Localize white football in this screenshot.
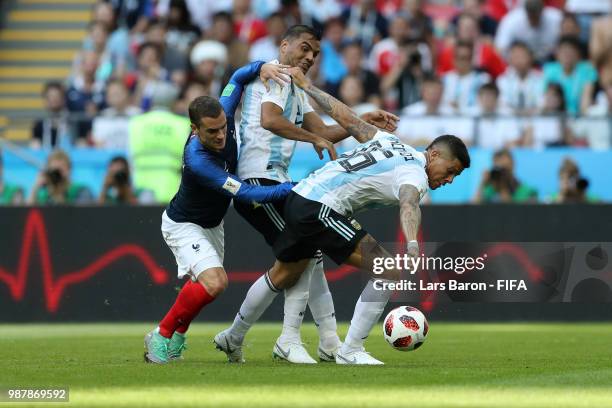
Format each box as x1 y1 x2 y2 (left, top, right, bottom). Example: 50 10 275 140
383 306 429 351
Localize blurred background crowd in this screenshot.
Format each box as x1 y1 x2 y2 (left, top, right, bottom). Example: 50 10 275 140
1 0 611 206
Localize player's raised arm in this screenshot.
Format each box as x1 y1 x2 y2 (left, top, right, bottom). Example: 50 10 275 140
220 61 290 118
398 184 421 258
289 68 397 144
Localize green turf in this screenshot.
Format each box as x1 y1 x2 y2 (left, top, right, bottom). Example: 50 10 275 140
1 322 612 407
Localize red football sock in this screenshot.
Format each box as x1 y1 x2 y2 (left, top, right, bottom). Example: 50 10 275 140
159 279 215 338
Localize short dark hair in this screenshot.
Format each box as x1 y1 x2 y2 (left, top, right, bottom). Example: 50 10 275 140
557 35 582 52
479 82 499 97
188 96 223 126
422 73 441 86
455 40 474 54
282 24 321 42
138 41 162 59
212 11 233 24
509 40 532 54
42 81 64 96
427 135 471 169
493 148 513 161
110 155 129 167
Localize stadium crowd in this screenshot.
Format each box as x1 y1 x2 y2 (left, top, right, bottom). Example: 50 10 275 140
1 0 611 205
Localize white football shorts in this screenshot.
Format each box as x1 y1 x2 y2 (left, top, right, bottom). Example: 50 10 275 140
161 211 224 280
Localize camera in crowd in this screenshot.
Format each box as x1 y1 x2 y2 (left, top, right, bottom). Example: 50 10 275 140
113 169 130 186
45 168 65 186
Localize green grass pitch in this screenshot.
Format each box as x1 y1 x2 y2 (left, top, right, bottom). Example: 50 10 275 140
1 322 612 407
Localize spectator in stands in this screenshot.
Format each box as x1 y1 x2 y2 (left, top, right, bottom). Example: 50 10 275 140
340 41 381 106
551 158 597 203
128 42 170 110
189 40 229 97
92 80 141 148
580 50 612 115
496 41 544 115
474 148 538 203
232 0 267 45
402 75 453 116
108 0 150 32
83 20 109 55
143 19 189 87
451 0 498 38
320 18 348 94
589 10 612 64
81 21 114 83
495 0 562 63
574 79 612 150
66 50 105 115
378 42 427 110
210 12 249 71
28 149 93 205
441 41 490 114
370 14 432 76
174 81 209 117
249 12 286 63
521 83 571 147
128 82 189 203
471 83 521 149
0 155 24 205
277 0 301 26
560 12 587 56
165 0 201 57
31 82 88 149
438 13 505 79
338 75 378 115
542 35 597 116
99 156 155 204
342 0 388 52
92 1 130 74
299 0 342 32
399 75 473 146
402 0 433 46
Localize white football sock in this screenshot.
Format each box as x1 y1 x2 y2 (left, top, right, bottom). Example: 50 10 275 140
343 279 392 352
279 258 315 344
307 255 340 350
229 271 280 345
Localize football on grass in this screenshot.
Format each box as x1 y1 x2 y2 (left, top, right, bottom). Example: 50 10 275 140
383 306 429 351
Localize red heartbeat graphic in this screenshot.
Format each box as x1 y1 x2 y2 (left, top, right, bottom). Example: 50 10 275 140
0 210 169 313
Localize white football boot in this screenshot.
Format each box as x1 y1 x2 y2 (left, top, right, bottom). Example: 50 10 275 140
272 339 317 364
213 329 245 363
317 340 341 362
335 345 384 365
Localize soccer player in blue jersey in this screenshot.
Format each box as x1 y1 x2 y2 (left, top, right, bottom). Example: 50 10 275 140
219 68 470 365
144 61 294 364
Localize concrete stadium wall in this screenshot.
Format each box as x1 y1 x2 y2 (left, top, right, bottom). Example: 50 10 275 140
0 205 611 322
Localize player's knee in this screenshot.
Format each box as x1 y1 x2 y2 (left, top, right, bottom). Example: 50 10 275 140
197 268 228 296
269 268 299 290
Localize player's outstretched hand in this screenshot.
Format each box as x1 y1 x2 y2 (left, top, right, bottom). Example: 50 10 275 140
312 137 337 161
361 110 400 132
260 63 291 91
287 67 311 89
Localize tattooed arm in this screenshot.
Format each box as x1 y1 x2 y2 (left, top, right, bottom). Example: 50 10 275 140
398 184 421 258
290 69 382 143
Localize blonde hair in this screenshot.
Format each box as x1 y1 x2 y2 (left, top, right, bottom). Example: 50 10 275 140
47 149 71 168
